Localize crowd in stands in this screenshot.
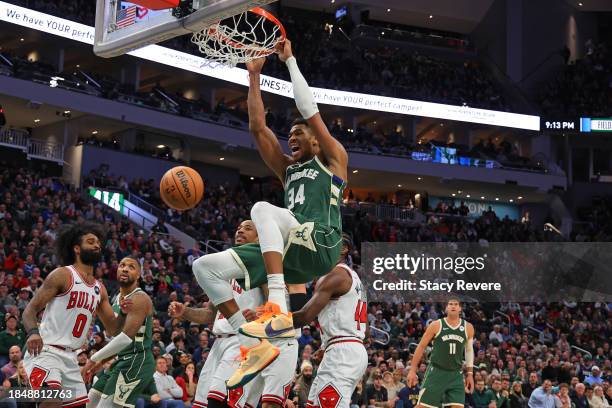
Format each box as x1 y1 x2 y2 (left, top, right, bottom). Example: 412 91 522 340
1 49 542 171
253 10 508 111
1 0 550 171
5 0 509 113
540 41 611 117
0 165 611 407
83 163 559 250
572 196 612 242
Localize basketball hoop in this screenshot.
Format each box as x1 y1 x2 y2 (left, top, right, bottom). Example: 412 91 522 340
191 7 286 67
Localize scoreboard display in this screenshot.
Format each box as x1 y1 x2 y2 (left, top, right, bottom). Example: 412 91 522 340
580 118 612 132
541 118 612 133
542 119 579 132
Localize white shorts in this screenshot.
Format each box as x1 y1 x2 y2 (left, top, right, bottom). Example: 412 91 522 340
307 341 367 408
246 339 298 407
193 336 258 408
23 345 89 407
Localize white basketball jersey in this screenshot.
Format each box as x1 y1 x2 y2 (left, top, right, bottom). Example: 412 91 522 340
213 279 264 335
318 263 367 347
39 265 102 350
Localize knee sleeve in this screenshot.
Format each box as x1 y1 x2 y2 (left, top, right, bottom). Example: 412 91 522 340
250 201 299 254
193 251 245 306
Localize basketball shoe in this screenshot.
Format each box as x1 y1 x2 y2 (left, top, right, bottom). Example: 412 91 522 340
226 339 280 389
239 302 295 339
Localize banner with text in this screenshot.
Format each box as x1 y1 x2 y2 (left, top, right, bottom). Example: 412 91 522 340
0 1 541 131
429 196 519 220
362 242 612 302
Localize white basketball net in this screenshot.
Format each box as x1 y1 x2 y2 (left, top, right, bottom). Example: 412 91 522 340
192 8 285 67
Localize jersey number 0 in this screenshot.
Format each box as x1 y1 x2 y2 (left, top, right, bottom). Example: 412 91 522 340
72 313 88 337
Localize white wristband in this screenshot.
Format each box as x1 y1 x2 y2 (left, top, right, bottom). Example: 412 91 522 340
90 332 132 362
285 56 319 119
464 339 474 368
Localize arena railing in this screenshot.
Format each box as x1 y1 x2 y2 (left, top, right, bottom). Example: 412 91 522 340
342 201 422 223
527 326 542 335
27 139 64 163
0 129 65 163
0 53 554 174
354 24 474 52
200 239 230 255
124 190 166 220
124 205 157 231
494 310 511 324
0 128 28 151
570 345 592 359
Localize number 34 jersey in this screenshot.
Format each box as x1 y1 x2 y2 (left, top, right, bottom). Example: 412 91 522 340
39 265 101 350
317 263 367 348
284 155 345 231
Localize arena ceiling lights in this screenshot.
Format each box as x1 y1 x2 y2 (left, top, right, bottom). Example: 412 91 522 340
0 1 540 131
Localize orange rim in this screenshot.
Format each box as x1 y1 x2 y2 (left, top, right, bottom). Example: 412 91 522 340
207 7 286 55
250 7 287 41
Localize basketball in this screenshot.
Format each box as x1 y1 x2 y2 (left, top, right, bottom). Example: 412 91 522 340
160 166 204 211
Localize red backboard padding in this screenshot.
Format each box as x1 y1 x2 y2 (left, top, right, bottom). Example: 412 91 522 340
127 0 180 10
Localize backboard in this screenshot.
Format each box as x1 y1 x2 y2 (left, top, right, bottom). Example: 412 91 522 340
94 0 277 58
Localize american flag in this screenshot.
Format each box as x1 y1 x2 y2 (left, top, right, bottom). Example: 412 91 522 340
116 5 137 29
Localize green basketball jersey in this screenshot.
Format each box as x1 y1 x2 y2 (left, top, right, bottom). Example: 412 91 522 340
429 318 467 371
112 288 153 358
284 155 345 231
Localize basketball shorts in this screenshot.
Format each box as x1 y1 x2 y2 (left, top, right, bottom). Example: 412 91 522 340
91 351 155 408
193 336 258 408
418 365 465 408
231 220 342 290
307 341 368 408
23 345 89 406
245 339 299 407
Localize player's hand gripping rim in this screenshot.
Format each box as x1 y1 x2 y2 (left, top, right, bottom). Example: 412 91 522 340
274 38 293 62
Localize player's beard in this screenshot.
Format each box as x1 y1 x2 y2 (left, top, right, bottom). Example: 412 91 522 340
119 276 136 288
80 248 102 265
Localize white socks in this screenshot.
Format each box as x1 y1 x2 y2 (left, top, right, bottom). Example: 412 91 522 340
268 274 288 313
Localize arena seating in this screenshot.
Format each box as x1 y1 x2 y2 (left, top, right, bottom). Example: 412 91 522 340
0 0 610 404
0 165 610 405
5 0 508 112
540 42 611 117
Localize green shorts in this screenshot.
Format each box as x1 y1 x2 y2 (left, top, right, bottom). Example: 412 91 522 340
231 220 342 289
418 365 465 407
92 352 155 408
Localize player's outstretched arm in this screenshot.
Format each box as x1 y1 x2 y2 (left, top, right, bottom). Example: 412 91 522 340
169 301 256 323
245 57 293 182
292 268 351 327
464 322 475 393
407 320 440 387
23 268 69 356
91 293 151 361
169 301 216 324
276 40 348 181
96 284 125 337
